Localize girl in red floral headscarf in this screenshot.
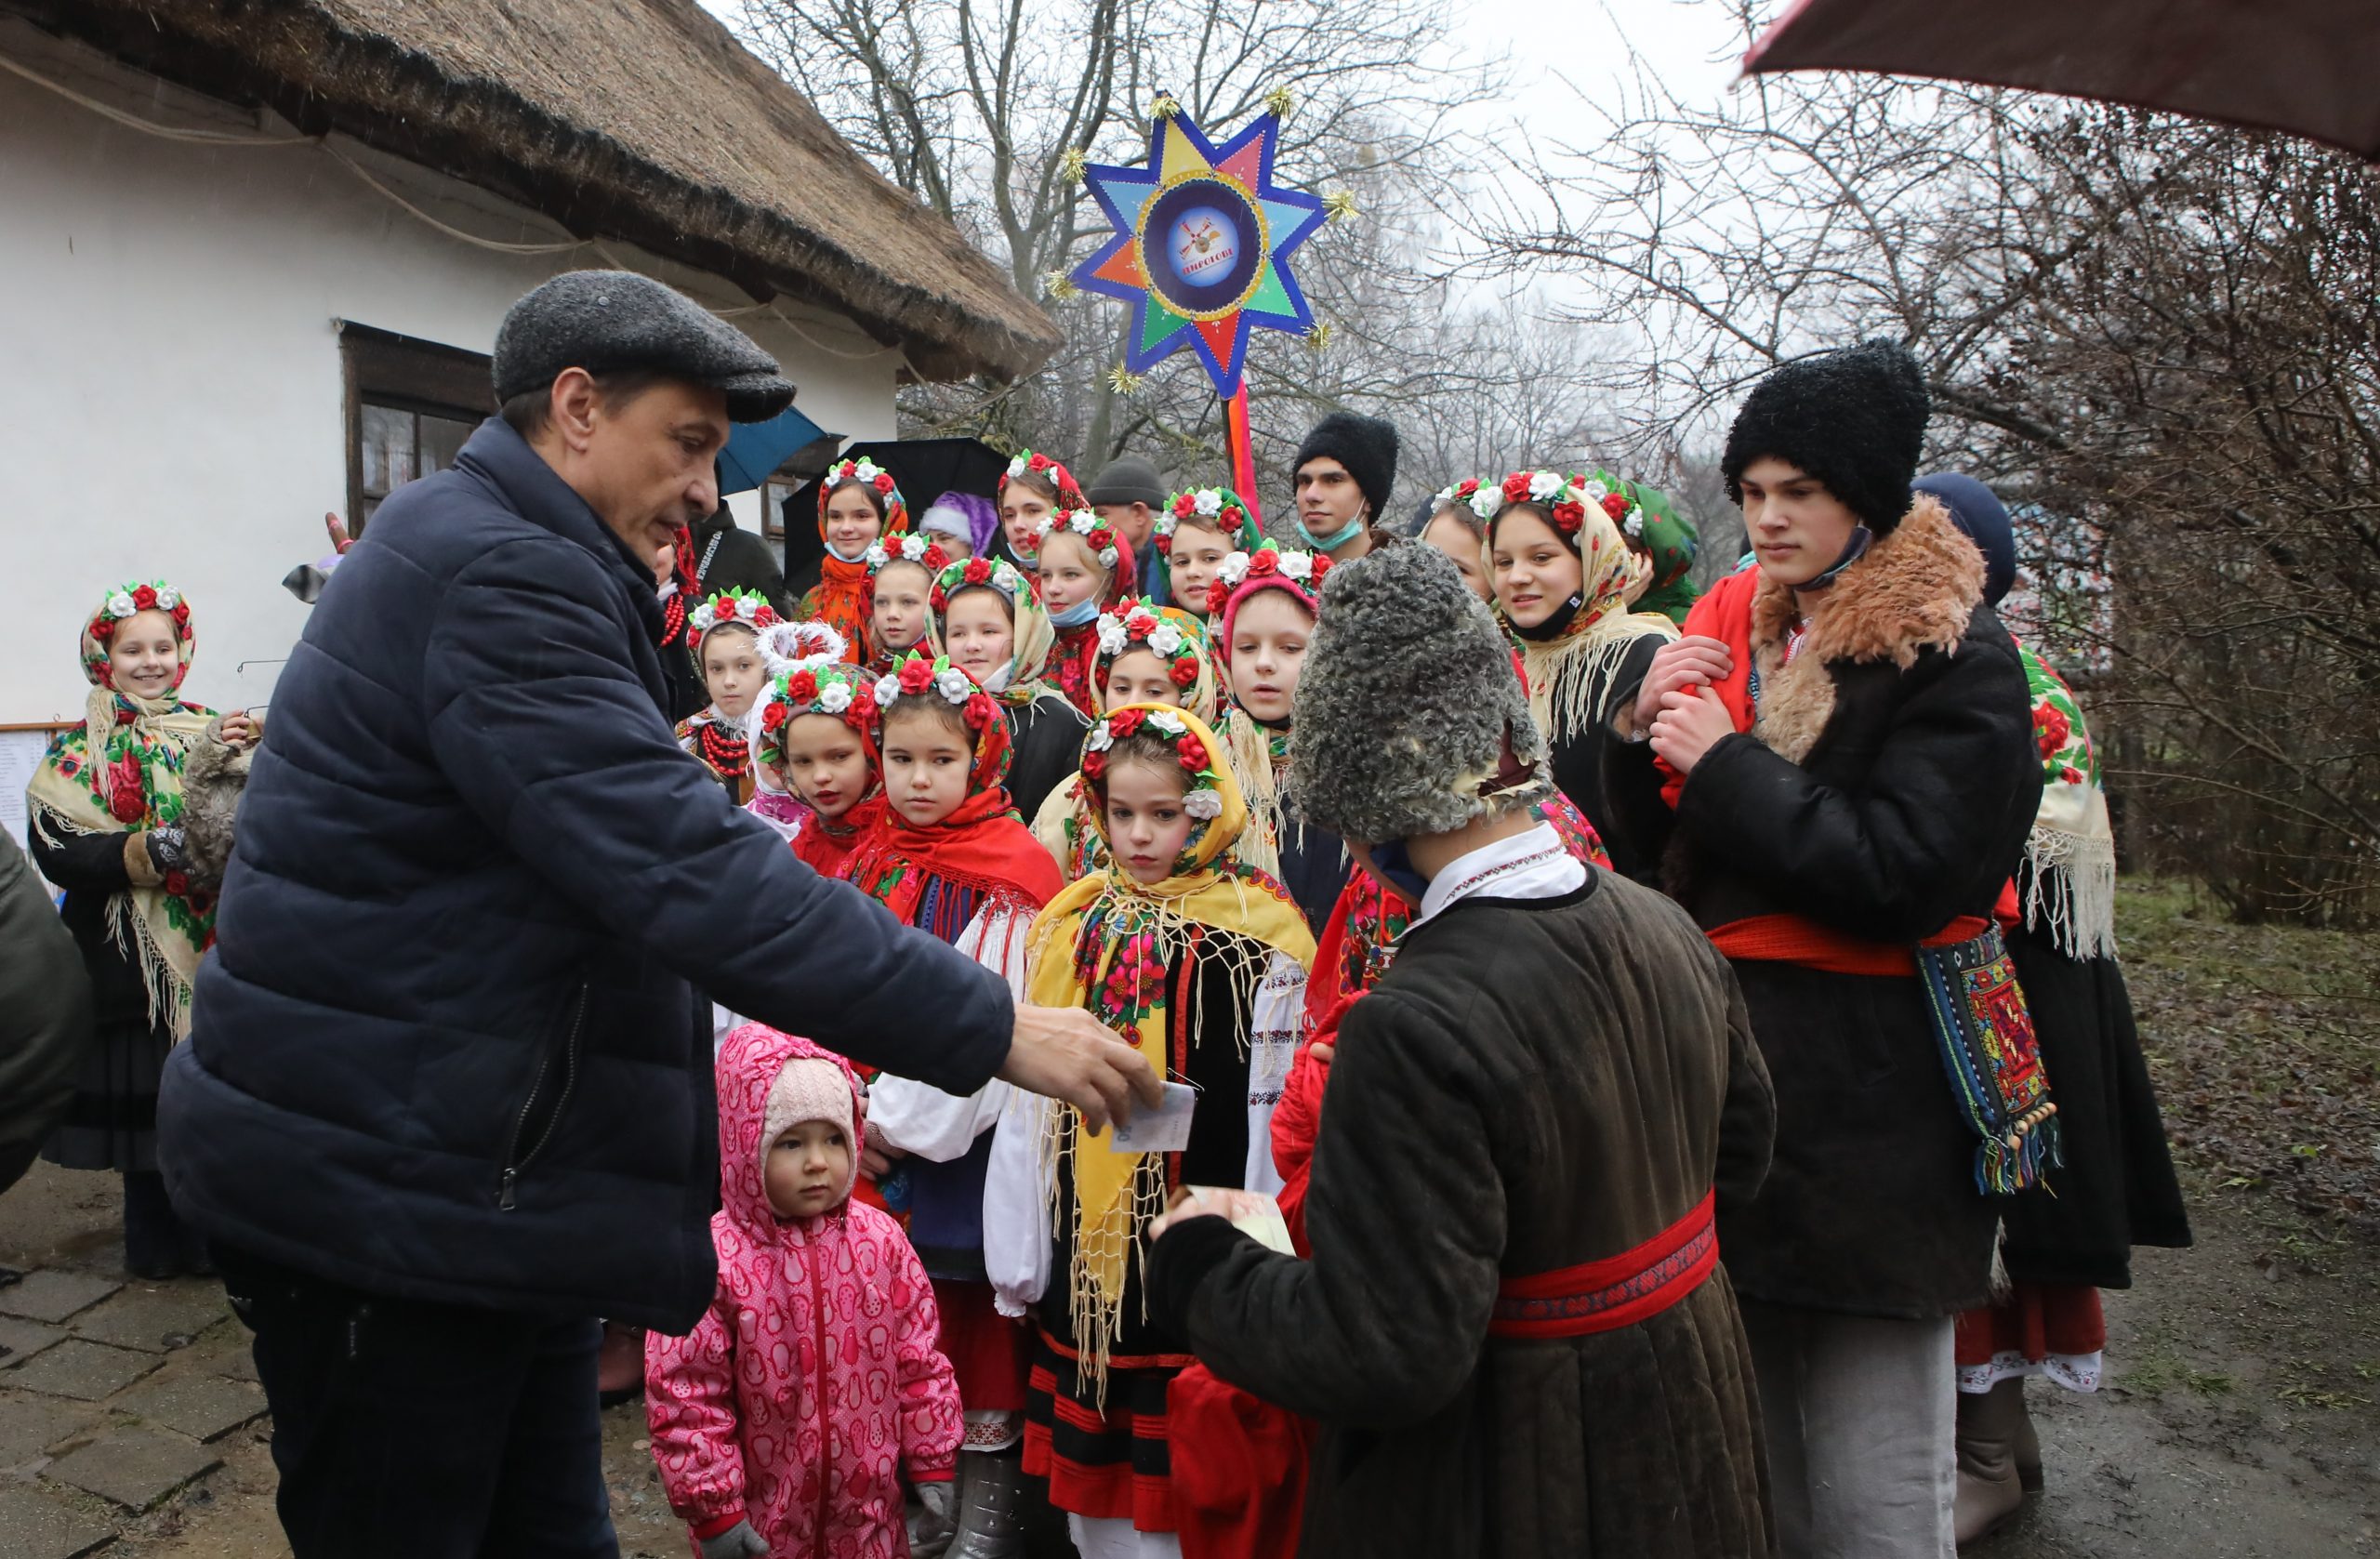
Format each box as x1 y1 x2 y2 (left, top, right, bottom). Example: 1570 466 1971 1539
799 456 911 663
28 581 254 1277
839 652 1064 1553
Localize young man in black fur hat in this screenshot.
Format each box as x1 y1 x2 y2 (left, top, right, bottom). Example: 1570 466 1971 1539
1289 410 1399 562
1607 338 2042 1559
1148 542 1777 1559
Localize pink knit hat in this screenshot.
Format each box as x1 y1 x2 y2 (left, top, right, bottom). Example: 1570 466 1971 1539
760 1054 862 1207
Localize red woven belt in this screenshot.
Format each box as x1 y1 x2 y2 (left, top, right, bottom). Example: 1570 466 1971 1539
1703 913 1993 977
1489 1190 1718 1340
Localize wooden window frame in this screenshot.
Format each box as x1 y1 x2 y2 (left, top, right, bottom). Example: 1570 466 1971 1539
337 321 495 536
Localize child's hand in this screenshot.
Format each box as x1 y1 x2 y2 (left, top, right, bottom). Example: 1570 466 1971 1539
697 1518 769 1559
862 1122 905 1180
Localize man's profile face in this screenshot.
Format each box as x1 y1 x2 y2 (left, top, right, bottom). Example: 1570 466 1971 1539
559 375 729 569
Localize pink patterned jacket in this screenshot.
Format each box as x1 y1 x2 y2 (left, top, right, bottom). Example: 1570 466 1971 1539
647 1026 962 1558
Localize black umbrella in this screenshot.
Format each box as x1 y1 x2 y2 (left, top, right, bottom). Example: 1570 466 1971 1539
781 437 1012 598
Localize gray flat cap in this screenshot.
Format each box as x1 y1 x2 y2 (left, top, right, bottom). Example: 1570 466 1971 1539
1289 541 1550 843
493 270 797 422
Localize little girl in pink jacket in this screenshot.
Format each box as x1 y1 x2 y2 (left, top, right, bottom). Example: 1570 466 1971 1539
648 1024 963 1559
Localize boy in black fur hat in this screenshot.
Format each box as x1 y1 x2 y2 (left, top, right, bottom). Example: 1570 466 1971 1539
1608 338 2042 1559
1289 411 1399 562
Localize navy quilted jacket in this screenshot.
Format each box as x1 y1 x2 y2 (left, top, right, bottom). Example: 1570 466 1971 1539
160 418 1012 1330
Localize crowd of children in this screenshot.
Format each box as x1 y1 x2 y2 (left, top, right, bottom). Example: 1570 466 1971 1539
32 335 2186 1559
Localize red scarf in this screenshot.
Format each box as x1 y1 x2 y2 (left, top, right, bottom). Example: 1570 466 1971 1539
838 709 1061 924
1655 564 1761 809
1046 620 1100 717
791 795 887 879
804 551 877 667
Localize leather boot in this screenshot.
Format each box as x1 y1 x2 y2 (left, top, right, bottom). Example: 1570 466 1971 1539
946 1447 1026 1559
2012 1381 2043 1490
1954 1378 2029 1545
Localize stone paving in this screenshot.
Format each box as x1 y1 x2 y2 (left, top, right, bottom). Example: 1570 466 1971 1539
0 1263 258 1555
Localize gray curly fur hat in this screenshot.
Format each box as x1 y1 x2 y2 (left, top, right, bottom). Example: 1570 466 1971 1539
1289 543 1550 843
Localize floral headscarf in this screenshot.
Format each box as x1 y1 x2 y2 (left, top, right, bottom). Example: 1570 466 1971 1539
998 450 1090 567
839 653 1060 932
798 456 912 663
1154 485 1263 558
752 658 884 879
1209 544 1332 879
926 554 1055 707
2018 641 2118 958
1023 704 1315 1391
678 589 784 783
1462 469 1680 744
1032 602 1221 880
28 581 216 1036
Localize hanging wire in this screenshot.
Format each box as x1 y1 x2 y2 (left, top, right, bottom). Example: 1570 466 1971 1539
4 42 923 374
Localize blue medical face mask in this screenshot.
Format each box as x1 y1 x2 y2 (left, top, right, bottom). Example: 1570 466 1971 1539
1367 838 1432 905
1296 511 1368 554
1047 594 1101 629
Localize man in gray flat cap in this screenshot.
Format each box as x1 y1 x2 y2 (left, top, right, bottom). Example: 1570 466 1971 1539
161 271 1159 1559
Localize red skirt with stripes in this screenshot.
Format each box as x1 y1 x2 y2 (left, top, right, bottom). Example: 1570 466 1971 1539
1022 1327 1189 1531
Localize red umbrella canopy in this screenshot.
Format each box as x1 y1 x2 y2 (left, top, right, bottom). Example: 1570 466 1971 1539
1743 0 2380 161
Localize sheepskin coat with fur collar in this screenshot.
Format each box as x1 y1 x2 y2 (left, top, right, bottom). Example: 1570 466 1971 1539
1609 494 2043 1317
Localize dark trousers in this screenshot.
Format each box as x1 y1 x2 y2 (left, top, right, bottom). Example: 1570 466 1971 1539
217 1244 618 1559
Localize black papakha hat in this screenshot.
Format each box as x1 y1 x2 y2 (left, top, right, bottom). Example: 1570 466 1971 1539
494 271 797 423
1721 338 1930 534
1288 542 1550 844
1293 411 1400 524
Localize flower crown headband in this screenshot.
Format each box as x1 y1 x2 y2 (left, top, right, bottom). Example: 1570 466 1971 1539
872 650 1000 733
689 588 779 636
1156 487 1256 554
931 553 1029 614
863 533 950 579
826 456 900 500
755 620 849 676
1205 542 1329 617
1034 508 1120 570
88 581 191 641
1436 469 1645 541
754 660 876 767
1095 600 1203 689
1081 705 1227 823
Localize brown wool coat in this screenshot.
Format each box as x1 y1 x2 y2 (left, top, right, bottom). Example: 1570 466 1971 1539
1149 870 1777 1558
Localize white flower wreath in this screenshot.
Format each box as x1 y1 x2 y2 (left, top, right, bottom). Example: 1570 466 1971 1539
1183 786 1224 820
107 591 137 618
817 680 854 714
1214 550 1253 588
1146 622 1184 657
872 674 902 707
935 667 974 703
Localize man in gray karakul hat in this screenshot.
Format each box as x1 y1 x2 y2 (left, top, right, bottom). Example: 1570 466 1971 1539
1144 543 1778 1559
163 270 1158 1559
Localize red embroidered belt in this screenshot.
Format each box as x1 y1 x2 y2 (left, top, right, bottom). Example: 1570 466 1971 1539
1489 1191 1718 1340
1704 913 1992 977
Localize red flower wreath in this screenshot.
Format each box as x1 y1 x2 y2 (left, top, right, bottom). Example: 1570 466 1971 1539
897 657 935 695
1601 491 1631 523
964 691 998 731
1109 707 1147 738
90 617 115 640
1169 658 1199 688
1028 453 1051 472
1177 733 1209 769
132 585 157 611
1551 498 1586 533
1081 748 1108 781
1501 472 1534 504
873 472 897 495
760 702 788 733
787 668 821 704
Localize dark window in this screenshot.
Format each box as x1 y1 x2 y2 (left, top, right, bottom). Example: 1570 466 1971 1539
339 322 494 535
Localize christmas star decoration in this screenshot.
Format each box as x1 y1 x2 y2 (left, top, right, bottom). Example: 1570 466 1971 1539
1068 108 1329 398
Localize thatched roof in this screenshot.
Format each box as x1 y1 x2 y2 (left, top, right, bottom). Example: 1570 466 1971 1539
8 0 1060 381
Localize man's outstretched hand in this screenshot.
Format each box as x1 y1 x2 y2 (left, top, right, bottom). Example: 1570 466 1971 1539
998 1005 1164 1132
